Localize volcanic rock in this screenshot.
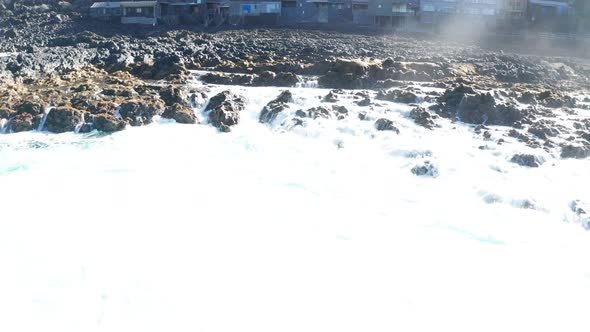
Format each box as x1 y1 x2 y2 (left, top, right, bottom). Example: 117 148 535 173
206 90 246 132
259 90 293 124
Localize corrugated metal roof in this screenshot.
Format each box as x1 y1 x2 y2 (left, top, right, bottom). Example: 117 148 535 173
529 0 571 6
119 1 157 7
90 2 122 9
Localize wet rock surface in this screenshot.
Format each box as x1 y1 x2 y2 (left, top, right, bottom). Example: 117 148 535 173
375 118 400 133
259 90 293 124
205 90 246 132
162 103 198 124
0 5 588 154
411 161 439 177
409 107 437 130
91 113 126 133
510 154 544 168
43 107 84 133
561 144 590 159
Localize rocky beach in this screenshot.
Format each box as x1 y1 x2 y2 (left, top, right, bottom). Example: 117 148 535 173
2 5 590 156
1 4 590 331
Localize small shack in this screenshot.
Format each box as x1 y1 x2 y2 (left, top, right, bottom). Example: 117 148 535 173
120 1 159 25
302 0 329 23
280 0 303 23
369 0 416 28
89 2 122 21
328 0 353 24
205 0 231 26
160 0 207 25
352 0 370 25
229 1 282 25
528 0 576 33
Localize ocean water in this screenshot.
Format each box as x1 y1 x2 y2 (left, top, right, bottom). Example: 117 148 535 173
1 83 590 331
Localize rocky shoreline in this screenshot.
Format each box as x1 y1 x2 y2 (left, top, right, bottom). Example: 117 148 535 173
1 5 590 161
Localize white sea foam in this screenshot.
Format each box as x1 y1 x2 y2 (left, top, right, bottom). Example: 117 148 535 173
0 83 589 332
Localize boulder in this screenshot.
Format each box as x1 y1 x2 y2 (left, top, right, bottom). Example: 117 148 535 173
561 144 590 159
458 93 525 126
259 90 293 124
250 71 300 87
162 103 197 124
118 100 165 126
44 107 84 133
92 113 126 133
206 90 246 132
375 118 399 133
537 90 576 108
527 121 561 139
14 102 44 115
411 161 439 177
143 54 188 80
331 105 349 120
510 154 544 167
318 59 370 89
0 108 14 119
4 28 17 39
201 72 250 85
252 71 276 86
569 200 590 230
159 85 187 107
437 85 477 111
376 89 418 104
7 113 35 133
295 106 331 120
356 98 372 107
436 86 526 127
409 107 437 130
322 90 339 103
274 72 300 87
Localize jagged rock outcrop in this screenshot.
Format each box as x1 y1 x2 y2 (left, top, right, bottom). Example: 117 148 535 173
205 90 246 132
259 90 293 124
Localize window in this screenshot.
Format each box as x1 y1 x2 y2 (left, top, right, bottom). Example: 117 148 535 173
422 4 434 12
136 8 142 13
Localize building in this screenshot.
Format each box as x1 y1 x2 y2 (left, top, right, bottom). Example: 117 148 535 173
574 0 590 32
90 1 123 20
528 0 576 32
302 0 329 23
420 0 458 27
504 0 527 16
159 0 207 25
369 1 418 28
120 1 159 25
205 0 231 26
279 0 302 23
352 0 370 24
499 0 527 31
421 0 505 31
328 0 353 24
228 1 282 25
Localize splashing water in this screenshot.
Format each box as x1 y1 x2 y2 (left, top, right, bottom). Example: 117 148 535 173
0 83 589 332
0 118 7 134
74 112 86 134
36 107 53 132
295 76 319 89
